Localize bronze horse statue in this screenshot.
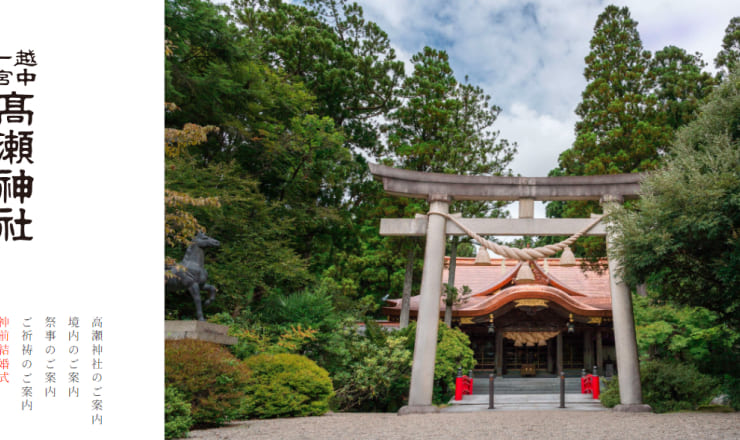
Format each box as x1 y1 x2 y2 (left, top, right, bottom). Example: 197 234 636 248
166 231 220 321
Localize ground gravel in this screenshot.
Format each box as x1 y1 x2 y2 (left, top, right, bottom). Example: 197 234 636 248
187 411 739 440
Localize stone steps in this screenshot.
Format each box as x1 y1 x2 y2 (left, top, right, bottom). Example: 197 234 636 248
451 374 605 411
470 376 583 395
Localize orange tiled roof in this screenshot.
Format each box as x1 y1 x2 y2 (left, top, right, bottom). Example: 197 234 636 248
383 257 612 318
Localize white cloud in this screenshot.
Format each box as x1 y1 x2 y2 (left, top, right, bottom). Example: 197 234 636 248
613 0 736 71
497 102 576 177
360 0 738 180
363 0 601 118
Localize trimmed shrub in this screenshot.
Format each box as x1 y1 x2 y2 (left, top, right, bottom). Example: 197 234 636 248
641 360 719 413
165 339 250 427
165 386 192 439
242 353 334 419
599 360 719 412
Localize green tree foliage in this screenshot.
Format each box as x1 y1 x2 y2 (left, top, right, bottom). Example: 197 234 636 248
559 5 667 181
432 324 477 403
165 386 193 439
165 0 364 320
650 46 717 131
164 34 222 250
715 17 740 77
600 360 719 413
383 47 516 177
553 5 717 188
256 289 366 367
611 71 740 326
315 192 430 316
331 322 412 412
547 5 716 262
633 295 739 377
166 0 257 138
382 46 517 212
167 0 356 279
241 353 334 418
165 339 250 427
228 0 410 291
258 289 336 328
244 113 354 271
209 311 319 359
235 0 404 154
455 241 476 257
400 321 476 404
165 157 311 314
597 377 620 408
382 46 516 320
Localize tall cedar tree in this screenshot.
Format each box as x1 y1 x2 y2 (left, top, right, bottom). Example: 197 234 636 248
384 47 516 180
383 47 517 325
715 17 740 77
650 46 717 131
547 5 714 261
560 6 668 182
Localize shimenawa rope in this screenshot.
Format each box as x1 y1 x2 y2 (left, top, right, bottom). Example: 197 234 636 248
427 211 604 261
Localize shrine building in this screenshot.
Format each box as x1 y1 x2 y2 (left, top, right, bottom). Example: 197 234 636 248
383 256 616 377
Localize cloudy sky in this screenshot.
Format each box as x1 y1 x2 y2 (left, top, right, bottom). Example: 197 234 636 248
355 0 737 217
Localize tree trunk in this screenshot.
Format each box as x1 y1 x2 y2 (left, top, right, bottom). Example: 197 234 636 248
636 283 647 297
444 238 457 327
400 246 415 329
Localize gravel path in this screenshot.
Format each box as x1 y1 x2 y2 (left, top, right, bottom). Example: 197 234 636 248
187 411 740 440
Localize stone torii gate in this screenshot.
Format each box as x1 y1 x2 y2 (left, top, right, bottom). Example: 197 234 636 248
370 163 651 413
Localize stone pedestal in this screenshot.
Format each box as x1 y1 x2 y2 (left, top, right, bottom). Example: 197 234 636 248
398 405 440 415
613 404 653 413
165 320 237 345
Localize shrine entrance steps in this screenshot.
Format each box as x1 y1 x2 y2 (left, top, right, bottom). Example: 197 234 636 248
472 374 583 395
444 372 606 412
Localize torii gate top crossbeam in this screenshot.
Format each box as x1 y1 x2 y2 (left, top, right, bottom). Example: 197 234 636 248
369 163 643 201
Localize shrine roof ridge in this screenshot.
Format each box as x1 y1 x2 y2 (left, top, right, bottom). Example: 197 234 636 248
369 163 644 201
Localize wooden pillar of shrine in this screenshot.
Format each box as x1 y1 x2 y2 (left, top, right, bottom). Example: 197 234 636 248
495 331 504 376
596 329 603 375
556 332 563 374
584 328 594 371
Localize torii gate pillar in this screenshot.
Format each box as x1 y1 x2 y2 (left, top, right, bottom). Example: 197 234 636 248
404 196 449 412
602 195 651 411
